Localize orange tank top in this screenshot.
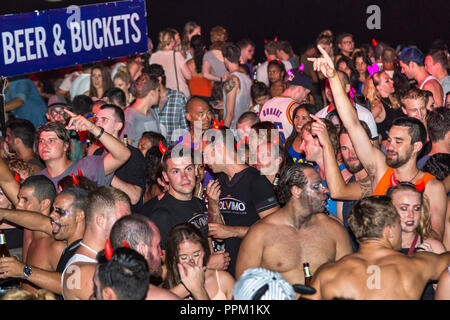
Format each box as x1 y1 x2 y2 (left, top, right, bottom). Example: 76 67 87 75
188 76 212 97
373 167 435 195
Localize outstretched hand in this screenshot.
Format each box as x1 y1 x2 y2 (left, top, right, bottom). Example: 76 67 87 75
64 108 95 132
308 45 336 79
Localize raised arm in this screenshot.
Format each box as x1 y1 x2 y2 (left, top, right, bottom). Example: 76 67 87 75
311 115 373 200
65 109 131 176
309 46 385 178
0 208 52 235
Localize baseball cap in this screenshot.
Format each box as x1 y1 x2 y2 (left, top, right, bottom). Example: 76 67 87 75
398 47 424 64
286 69 312 91
47 95 68 109
233 268 316 300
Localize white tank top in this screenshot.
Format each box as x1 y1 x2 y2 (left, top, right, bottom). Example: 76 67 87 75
419 75 439 89
61 254 97 299
223 71 252 128
259 96 298 142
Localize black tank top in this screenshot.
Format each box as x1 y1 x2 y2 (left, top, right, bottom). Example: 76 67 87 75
376 98 405 141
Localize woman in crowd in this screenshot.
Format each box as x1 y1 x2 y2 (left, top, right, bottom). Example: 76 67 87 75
186 35 213 98
352 51 371 94
113 66 134 107
181 21 201 60
365 70 404 145
336 56 359 92
284 104 314 164
150 28 192 98
89 65 113 99
163 223 235 300
202 26 229 83
267 60 286 98
388 183 446 299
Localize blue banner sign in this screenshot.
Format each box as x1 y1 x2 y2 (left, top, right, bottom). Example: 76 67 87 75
0 0 148 77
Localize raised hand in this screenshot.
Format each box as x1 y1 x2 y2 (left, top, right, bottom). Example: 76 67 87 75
308 45 336 79
310 114 331 148
64 108 95 132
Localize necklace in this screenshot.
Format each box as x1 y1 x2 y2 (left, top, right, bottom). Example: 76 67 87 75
80 242 98 255
408 169 420 183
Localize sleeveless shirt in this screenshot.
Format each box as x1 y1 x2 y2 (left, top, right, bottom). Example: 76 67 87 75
260 96 297 143
373 167 435 196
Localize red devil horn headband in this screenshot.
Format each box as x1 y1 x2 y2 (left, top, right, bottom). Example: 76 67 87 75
105 239 113 260
72 173 79 185
159 140 167 154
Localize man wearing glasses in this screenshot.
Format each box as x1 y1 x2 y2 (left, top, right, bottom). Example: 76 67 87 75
336 33 355 61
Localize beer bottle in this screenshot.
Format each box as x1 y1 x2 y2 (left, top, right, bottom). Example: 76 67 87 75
303 262 312 286
123 134 128 146
0 230 10 257
273 173 280 191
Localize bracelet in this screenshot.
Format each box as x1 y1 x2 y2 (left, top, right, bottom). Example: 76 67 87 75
95 127 105 139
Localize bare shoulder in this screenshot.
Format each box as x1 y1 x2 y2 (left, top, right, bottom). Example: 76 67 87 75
218 270 236 285
424 177 445 192
315 213 347 232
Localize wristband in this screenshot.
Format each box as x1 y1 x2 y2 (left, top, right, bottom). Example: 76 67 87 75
95 127 105 139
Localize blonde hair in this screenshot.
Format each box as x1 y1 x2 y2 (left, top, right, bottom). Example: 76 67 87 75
1 289 55 300
157 28 177 50
388 184 436 240
366 71 400 110
113 66 132 85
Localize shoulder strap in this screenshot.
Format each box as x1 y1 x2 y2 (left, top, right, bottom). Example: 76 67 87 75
173 51 179 91
215 269 222 291
408 233 420 256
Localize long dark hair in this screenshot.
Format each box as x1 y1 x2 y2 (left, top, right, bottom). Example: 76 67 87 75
336 56 359 91
190 35 204 74
284 104 314 152
89 64 114 98
162 223 211 290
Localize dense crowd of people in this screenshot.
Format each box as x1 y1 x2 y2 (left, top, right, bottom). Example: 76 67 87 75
0 21 449 300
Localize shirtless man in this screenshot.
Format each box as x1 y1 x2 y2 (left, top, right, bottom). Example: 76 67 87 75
62 187 131 300
309 45 447 241
0 188 86 297
110 214 208 300
309 196 450 300
11 175 64 293
235 163 353 293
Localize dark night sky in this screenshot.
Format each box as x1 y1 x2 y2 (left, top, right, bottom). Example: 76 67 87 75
1 0 449 62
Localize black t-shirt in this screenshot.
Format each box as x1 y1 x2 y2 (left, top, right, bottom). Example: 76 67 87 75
55 238 82 300
95 144 147 212
147 193 208 250
217 166 279 277
138 196 160 214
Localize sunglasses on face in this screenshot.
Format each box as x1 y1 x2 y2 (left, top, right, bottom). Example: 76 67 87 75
51 206 73 216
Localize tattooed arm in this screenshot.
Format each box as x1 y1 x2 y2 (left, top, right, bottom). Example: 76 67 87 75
223 75 239 127
311 114 373 201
